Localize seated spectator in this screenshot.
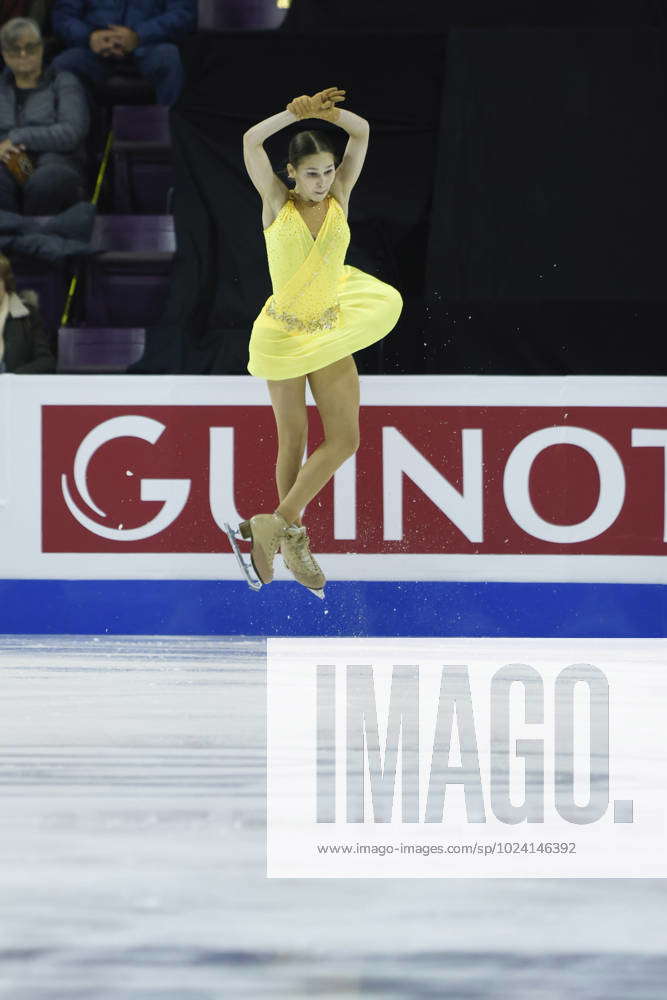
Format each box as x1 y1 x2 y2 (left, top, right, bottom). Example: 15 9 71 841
51 0 196 107
0 253 56 373
0 17 89 215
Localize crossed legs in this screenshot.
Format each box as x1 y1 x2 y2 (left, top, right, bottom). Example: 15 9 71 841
266 354 360 526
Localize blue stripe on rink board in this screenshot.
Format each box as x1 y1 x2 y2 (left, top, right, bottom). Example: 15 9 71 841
0 580 665 637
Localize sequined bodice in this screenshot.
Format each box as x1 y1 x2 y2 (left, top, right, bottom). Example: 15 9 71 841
262 193 351 334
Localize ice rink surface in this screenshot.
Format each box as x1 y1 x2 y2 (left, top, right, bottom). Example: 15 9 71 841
0 635 666 999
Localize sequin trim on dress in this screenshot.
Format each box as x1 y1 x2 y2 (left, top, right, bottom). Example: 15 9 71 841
266 298 340 334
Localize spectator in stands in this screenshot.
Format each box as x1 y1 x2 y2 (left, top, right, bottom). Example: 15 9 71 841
0 17 89 214
51 0 196 106
0 253 56 373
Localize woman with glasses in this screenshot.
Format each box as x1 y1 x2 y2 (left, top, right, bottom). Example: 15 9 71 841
0 17 89 214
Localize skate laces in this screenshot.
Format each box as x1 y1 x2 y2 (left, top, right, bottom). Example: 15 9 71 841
287 526 318 570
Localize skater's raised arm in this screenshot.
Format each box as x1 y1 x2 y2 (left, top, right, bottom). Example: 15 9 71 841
242 109 302 201
281 89 370 194
243 87 368 145
331 108 370 137
242 88 369 201
285 89 371 196
243 110 299 147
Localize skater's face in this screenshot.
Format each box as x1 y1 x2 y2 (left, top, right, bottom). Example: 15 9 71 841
289 153 336 202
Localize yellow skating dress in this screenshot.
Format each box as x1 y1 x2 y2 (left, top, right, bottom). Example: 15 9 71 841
247 191 403 380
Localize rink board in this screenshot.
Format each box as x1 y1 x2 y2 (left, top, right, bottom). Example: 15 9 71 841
0 375 665 636
0 579 664 637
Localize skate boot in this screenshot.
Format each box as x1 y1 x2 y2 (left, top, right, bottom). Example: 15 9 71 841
281 523 326 598
238 512 290 585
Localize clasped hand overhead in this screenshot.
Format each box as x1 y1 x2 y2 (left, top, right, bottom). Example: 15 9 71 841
287 87 346 123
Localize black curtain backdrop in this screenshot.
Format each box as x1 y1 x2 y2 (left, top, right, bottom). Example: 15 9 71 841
130 20 667 375
416 26 667 374
280 0 666 32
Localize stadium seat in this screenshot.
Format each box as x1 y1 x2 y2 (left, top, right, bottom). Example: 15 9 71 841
112 105 175 213
57 327 146 373
92 63 156 107
84 215 175 327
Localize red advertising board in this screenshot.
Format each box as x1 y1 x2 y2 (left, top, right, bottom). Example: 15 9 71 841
42 404 667 555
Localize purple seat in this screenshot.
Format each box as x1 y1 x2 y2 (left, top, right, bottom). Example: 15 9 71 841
198 0 286 29
85 216 175 326
93 64 155 107
57 327 146 373
112 105 171 144
90 214 176 254
112 106 174 213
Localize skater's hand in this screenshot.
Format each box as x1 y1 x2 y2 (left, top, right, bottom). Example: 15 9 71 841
312 87 346 122
286 95 313 119
287 87 346 123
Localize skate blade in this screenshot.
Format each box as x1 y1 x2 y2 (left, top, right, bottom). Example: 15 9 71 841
223 521 262 591
282 557 325 600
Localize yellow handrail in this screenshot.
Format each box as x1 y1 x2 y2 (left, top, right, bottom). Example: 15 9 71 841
60 128 114 327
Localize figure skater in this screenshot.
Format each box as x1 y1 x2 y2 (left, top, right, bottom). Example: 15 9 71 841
233 86 403 597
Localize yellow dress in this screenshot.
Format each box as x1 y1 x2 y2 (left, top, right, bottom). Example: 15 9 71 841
247 191 403 380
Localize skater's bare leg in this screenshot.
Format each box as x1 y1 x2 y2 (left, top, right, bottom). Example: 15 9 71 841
274 355 360 526
267 373 307 527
